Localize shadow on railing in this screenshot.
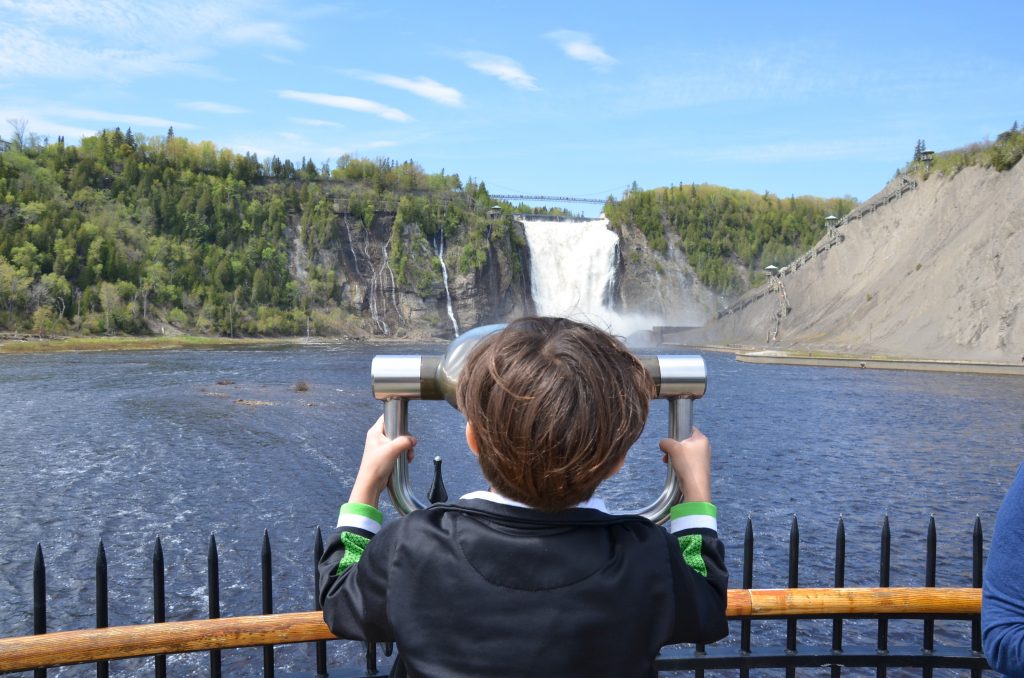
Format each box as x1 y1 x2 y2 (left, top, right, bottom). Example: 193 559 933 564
0 515 991 676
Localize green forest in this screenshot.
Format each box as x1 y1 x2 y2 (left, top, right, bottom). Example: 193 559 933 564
2 126 870 337
605 183 856 292
0 128 515 337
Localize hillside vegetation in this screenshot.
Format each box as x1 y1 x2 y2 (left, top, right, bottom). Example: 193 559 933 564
605 183 856 293
0 128 526 337
1 126 864 337
908 124 1024 178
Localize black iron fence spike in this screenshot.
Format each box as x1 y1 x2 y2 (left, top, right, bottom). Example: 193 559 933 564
262 529 275 678
428 455 448 504
33 543 46 678
786 515 800 675
972 517 983 587
152 537 166 678
922 516 937 678
877 513 891 676
208 532 222 678
96 540 109 678
832 516 846 671
740 515 752 677
971 517 984 667
313 527 328 677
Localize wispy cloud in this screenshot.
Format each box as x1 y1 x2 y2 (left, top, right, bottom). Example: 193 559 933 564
363 139 398 149
687 138 896 163
0 1 301 81
618 50 820 113
0 24 210 80
0 108 96 141
60 107 193 130
224 22 302 50
290 117 342 128
181 101 248 114
349 71 463 107
545 30 617 67
461 52 539 91
279 131 308 145
278 90 413 123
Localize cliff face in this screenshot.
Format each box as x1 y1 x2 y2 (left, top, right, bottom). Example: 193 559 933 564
289 211 533 340
692 162 1024 362
611 221 725 328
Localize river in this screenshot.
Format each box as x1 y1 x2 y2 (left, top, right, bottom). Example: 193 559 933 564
1 343 1022 676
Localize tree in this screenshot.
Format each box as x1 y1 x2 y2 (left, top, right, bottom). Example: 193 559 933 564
0 257 30 330
10 242 42 277
98 282 122 334
32 306 55 337
40 273 72 318
6 118 28 150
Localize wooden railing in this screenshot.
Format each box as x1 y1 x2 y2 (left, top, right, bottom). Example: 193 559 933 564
0 587 982 673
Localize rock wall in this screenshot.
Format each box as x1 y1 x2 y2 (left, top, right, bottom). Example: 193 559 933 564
611 222 725 328
290 212 533 340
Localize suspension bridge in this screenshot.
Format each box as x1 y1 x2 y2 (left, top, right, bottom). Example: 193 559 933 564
490 194 608 205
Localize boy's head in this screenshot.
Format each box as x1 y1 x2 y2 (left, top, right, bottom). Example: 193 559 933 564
456 316 655 512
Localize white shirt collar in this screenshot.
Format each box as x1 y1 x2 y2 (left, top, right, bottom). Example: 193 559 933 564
460 489 609 513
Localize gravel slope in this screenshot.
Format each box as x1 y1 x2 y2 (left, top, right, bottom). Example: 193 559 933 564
693 161 1024 363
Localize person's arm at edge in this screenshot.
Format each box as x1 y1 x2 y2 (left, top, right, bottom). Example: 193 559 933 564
982 462 1024 675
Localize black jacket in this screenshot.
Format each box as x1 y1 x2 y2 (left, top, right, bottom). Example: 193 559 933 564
319 498 728 677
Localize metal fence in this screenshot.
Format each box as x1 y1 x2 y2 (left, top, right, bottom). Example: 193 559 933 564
3 514 990 677
657 515 987 675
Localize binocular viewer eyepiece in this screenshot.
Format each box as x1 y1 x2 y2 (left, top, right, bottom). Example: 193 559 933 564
371 324 707 523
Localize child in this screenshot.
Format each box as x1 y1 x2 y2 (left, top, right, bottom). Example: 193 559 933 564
319 316 728 677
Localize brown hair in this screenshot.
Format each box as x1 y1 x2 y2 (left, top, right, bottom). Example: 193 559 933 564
456 316 654 511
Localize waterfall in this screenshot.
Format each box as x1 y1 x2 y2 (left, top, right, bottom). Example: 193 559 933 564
434 232 460 337
361 234 388 335
520 217 656 336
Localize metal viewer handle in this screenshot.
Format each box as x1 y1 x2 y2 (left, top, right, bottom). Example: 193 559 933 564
383 398 427 514
624 396 693 524
627 355 705 524
371 345 706 522
372 355 434 514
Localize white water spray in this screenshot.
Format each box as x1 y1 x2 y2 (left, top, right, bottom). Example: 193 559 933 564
434 232 460 337
520 217 658 337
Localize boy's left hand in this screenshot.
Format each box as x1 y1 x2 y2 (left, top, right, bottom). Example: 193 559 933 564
348 415 417 508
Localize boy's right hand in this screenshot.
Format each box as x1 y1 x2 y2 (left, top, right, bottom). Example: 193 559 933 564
659 427 712 504
348 415 417 509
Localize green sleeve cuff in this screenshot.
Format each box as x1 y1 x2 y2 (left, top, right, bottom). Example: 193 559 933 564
670 501 717 519
337 502 383 531
340 502 383 523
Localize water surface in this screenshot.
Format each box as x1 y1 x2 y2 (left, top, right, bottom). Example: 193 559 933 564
1 345 1021 675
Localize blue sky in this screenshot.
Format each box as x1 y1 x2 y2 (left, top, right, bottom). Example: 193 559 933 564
2 1 1022 215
